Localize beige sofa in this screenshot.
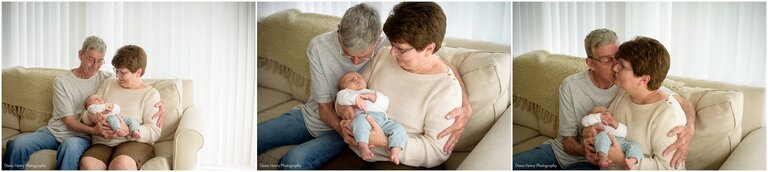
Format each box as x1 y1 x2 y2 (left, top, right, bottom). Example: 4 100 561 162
257 9 511 170
2 67 205 170
513 50 766 170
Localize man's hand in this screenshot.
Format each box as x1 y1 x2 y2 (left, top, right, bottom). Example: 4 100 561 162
336 104 356 120
663 124 694 169
365 115 388 148
94 120 117 139
583 136 599 164
339 119 357 146
437 106 471 153
153 101 165 128
582 125 605 165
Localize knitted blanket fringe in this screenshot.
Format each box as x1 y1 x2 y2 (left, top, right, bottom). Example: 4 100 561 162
3 103 49 122
513 95 558 123
258 56 311 94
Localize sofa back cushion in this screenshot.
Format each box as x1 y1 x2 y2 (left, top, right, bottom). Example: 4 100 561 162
258 9 339 102
437 47 511 151
144 79 184 142
676 86 743 169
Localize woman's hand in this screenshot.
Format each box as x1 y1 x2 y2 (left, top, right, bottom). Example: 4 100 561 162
364 115 388 148
604 132 626 168
437 106 472 153
115 116 131 137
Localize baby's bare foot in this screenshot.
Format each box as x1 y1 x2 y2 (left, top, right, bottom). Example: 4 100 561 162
390 147 402 165
359 142 374 160
625 157 637 170
129 130 141 140
598 152 612 167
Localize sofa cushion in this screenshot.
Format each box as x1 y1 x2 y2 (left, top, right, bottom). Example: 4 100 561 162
26 149 56 170
676 86 743 169
2 67 68 132
144 79 184 142
3 109 19 133
513 125 539 145
257 100 303 124
437 47 511 151
513 135 551 154
257 87 292 112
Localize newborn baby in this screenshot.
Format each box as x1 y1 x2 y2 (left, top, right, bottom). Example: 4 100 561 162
85 94 141 139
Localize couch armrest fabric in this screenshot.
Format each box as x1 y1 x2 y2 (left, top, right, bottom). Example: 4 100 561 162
457 107 511 170
173 105 205 170
720 127 766 170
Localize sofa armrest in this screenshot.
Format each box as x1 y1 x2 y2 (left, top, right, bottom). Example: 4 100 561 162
173 105 205 170
457 107 511 170
720 127 766 170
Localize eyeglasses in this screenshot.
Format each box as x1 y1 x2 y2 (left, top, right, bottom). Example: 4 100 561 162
339 48 374 60
617 59 633 71
390 43 415 55
88 56 105 65
114 68 132 77
588 56 615 64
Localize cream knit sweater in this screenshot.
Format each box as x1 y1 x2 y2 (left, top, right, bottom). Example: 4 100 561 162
609 90 687 170
356 47 463 168
83 78 161 147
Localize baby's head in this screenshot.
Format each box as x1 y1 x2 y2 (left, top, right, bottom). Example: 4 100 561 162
85 94 104 107
338 71 367 90
589 106 610 116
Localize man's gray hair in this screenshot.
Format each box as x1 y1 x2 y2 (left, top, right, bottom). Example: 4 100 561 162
584 29 618 57
339 3 381 52
81 36 106 53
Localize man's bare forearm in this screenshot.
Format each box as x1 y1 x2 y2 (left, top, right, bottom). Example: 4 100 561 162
563 136 585 156
318 103 342 132
675 95 696 127
62 116 96 135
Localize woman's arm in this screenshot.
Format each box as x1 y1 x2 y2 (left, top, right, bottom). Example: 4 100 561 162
632 109 682 170
135 90 163 143
395 83 460 168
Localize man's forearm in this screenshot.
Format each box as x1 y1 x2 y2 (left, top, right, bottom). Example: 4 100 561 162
676 95 696 127
62 116 95 135
318 103 342 132
563 136 585 156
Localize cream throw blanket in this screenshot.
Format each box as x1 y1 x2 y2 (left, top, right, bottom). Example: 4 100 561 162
257 9 340 90
2 67 68 122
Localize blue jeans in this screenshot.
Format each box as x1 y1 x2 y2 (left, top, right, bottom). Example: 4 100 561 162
513 143 599 170
258 109 347 170
513 144 560 170
3 127 90 170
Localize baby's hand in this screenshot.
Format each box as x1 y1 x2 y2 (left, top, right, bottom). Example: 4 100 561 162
355 95 368 112
359 93 377 103
601 113 617 128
